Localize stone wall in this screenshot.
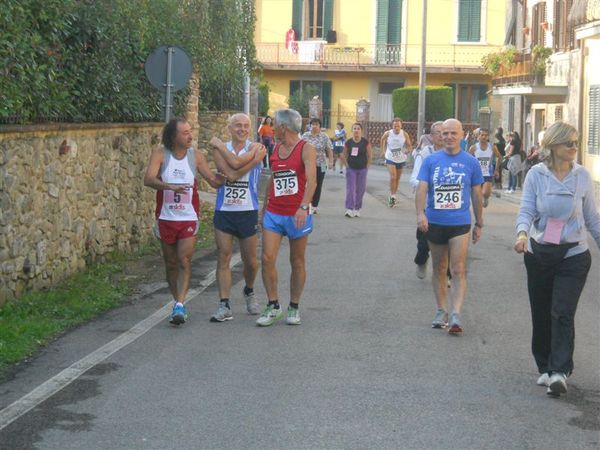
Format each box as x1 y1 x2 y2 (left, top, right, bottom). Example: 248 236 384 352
0 123 162 303
0 112 238 304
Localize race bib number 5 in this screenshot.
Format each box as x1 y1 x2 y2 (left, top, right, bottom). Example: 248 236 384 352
224 180 249 205
434 184 462 210
273 170 298 197
164 185 191 211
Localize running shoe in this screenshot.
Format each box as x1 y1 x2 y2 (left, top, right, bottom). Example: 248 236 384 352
431 308 448 328
244 289 260 315
256 304 283 327
210 304 233 322
448 312 463 334
169 303 187 325
536 373 550 386
547 372 567 396
388 196 396 208
353 209 361 218
416 262 427 279
286 307 301 325
345 209 353 218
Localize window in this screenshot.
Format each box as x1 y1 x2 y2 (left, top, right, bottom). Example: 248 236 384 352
289 80 332 128
553 0 575 52
292 0 334 41
589 85 600 155
376 0 403 64
378 82 405 94
456 84 488 122
531 2 547 48
457 0 482 42
554 105 563 122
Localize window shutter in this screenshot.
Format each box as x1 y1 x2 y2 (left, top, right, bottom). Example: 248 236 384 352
292 0 303 40
388 0 402 44
589 85 600 155
458 0 481 42
323 0 334 40
322 81 332 128
290 80 301 96
376 0 390 45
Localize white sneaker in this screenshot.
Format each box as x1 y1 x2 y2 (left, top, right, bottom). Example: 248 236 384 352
536 373 550 386
286 307 301 325
256 304 283 327
416 262 427 279
353 209 361 217
547 372 567 396
345 209 353 218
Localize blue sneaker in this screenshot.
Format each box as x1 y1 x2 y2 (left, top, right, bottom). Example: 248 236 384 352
169 303 187 325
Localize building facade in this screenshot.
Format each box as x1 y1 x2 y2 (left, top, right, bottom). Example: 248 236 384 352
491 0 599 200
255 0 505 130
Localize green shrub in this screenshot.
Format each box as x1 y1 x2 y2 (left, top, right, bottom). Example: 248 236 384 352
0 0 257 123
258 83 270 116
392 86 453 122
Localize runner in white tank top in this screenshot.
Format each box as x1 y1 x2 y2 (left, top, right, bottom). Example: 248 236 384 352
144 118 225 325
208 113 267 323
380 118 413 207
468 128 502 208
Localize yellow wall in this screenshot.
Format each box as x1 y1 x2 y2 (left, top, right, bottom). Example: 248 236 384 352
256 0 293 43
335 0 375 45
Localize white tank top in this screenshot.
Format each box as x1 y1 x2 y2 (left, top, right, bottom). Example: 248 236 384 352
158 149 198 221
474 142 493 177
215 141 261 212
385 130 407 163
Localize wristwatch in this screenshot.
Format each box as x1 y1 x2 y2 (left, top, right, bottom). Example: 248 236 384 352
299 205 309 211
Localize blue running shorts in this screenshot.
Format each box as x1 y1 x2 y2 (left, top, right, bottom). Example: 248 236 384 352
263 211 313 240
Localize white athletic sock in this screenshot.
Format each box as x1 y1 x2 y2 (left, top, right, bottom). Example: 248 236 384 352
175 302 184 308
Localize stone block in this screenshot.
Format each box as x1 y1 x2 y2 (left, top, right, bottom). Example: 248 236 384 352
48 184 59 198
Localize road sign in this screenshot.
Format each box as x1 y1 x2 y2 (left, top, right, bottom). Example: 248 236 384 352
145 46 193 122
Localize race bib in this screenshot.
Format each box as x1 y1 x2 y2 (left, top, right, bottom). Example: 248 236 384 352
164 185 192 212
390 148 407 163
434 184 462 210
223 180 249 206
351 146 359 157
273 170 298 197
478 157 491 176
335 140 343 147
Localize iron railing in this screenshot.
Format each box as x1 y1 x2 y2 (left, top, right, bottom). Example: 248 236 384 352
256 42 502 69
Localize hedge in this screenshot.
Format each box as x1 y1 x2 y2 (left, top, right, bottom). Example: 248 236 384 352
392 86 454 122
0 0 257 124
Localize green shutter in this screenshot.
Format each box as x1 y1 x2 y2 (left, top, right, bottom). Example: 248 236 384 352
292 0 303 40
322 81 332 128
458 0 481 42
376 0 389 45
323 0 334 39
388 0 402 44
290 80 301 96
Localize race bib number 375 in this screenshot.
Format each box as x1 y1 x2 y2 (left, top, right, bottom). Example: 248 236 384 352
273 170 298 197
434 184 462 210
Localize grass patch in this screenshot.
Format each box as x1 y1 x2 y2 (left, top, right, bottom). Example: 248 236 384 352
0 202 215 374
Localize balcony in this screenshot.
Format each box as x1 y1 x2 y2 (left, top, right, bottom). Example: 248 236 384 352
491 52 569 100
256 42 502 73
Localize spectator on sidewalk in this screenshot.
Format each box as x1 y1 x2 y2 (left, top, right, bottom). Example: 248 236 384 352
301 118 333 214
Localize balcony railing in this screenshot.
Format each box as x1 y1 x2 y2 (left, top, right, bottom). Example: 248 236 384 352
491 53 540 87
256 42 502 69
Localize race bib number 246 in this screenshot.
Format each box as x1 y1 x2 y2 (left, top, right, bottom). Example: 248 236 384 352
434 184 462 210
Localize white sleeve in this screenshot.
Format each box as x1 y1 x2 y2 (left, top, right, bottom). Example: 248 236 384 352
410 153 423 189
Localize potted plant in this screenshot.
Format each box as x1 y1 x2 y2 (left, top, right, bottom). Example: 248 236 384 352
481 47 518 77
531 45 552 84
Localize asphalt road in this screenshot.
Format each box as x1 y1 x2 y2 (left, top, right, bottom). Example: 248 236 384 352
1 166 599 450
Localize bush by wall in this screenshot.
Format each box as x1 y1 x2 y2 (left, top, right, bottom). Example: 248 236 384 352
392 86 454 122
0 0 257 124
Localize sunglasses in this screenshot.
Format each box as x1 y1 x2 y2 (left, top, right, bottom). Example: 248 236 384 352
559 141 578 148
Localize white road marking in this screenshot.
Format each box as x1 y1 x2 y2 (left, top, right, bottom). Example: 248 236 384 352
0 253 241 430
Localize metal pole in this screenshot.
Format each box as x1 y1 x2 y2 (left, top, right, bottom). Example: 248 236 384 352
417 0 427 140
243 72 250 115
164 47 174 122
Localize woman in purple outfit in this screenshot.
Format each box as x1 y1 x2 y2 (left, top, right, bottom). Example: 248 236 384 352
342 123 372 217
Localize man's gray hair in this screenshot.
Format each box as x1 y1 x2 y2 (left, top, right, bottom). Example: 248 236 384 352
274 108 303 134
430 121 444 132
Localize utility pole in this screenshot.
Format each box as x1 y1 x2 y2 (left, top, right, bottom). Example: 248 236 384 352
417 0 427 140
